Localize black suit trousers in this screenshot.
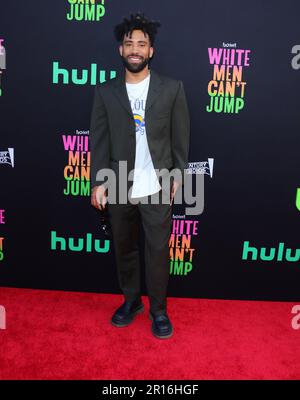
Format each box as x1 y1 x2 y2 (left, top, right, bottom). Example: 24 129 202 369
107 186 173 315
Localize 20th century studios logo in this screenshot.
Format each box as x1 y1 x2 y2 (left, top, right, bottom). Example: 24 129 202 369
0 148 14 167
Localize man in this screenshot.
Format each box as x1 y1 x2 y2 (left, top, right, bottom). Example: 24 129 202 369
90 13 190 339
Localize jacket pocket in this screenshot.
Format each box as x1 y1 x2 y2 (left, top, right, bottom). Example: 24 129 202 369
155 112 171 120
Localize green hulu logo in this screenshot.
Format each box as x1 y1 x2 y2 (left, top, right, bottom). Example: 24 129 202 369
296 188 300 211
52 62 116 85
51 231 110 253
242 241 300 262
0 237 4 261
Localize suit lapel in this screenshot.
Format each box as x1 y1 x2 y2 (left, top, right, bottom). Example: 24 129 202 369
145 69 163 112
112 70 133 117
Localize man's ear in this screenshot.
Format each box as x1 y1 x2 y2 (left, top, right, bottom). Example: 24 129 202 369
119 44 123 57
150 47 154 59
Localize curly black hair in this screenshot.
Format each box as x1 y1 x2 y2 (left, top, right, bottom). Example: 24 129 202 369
114 12 161 46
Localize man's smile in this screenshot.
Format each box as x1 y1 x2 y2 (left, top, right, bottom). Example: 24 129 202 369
128 56 143 62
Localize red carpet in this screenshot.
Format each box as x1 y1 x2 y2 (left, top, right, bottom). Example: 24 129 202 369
0 287 299 380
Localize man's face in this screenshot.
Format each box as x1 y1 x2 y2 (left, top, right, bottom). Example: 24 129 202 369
119 29 154 73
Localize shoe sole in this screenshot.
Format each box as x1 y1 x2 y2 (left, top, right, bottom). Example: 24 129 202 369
149 313 173 339
111 304 144 327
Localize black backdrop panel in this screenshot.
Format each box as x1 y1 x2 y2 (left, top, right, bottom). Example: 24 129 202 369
0 0 299 300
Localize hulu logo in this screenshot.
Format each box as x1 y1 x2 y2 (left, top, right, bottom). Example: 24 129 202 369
242 241 300 263
52 62 116 86
296 188 300 211
51 231 110 253
0 237 4 261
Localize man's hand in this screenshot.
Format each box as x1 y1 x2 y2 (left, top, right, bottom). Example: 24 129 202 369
91 185 107 210
170 181 181 206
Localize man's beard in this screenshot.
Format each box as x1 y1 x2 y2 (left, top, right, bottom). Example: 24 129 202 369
121 55 150 73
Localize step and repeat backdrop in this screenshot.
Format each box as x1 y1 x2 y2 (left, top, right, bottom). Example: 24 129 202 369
0 1 299 300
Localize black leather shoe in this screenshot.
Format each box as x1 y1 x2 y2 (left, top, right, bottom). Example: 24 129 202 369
111 299 144 327
149 311 173 339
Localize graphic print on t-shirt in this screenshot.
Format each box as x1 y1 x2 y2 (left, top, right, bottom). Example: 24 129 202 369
126 74 161 197
129 97 146 135
133 113 145 135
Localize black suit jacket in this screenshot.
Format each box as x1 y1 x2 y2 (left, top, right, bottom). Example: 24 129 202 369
89 68 190 191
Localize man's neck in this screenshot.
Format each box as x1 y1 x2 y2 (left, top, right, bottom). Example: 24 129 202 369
125 67 150 84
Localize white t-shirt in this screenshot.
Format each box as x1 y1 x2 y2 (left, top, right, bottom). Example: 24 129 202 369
126 73 161 198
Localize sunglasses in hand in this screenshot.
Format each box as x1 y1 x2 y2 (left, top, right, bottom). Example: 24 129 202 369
99 206 111 237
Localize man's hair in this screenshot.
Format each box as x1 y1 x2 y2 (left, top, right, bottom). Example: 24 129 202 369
114 12 161 46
